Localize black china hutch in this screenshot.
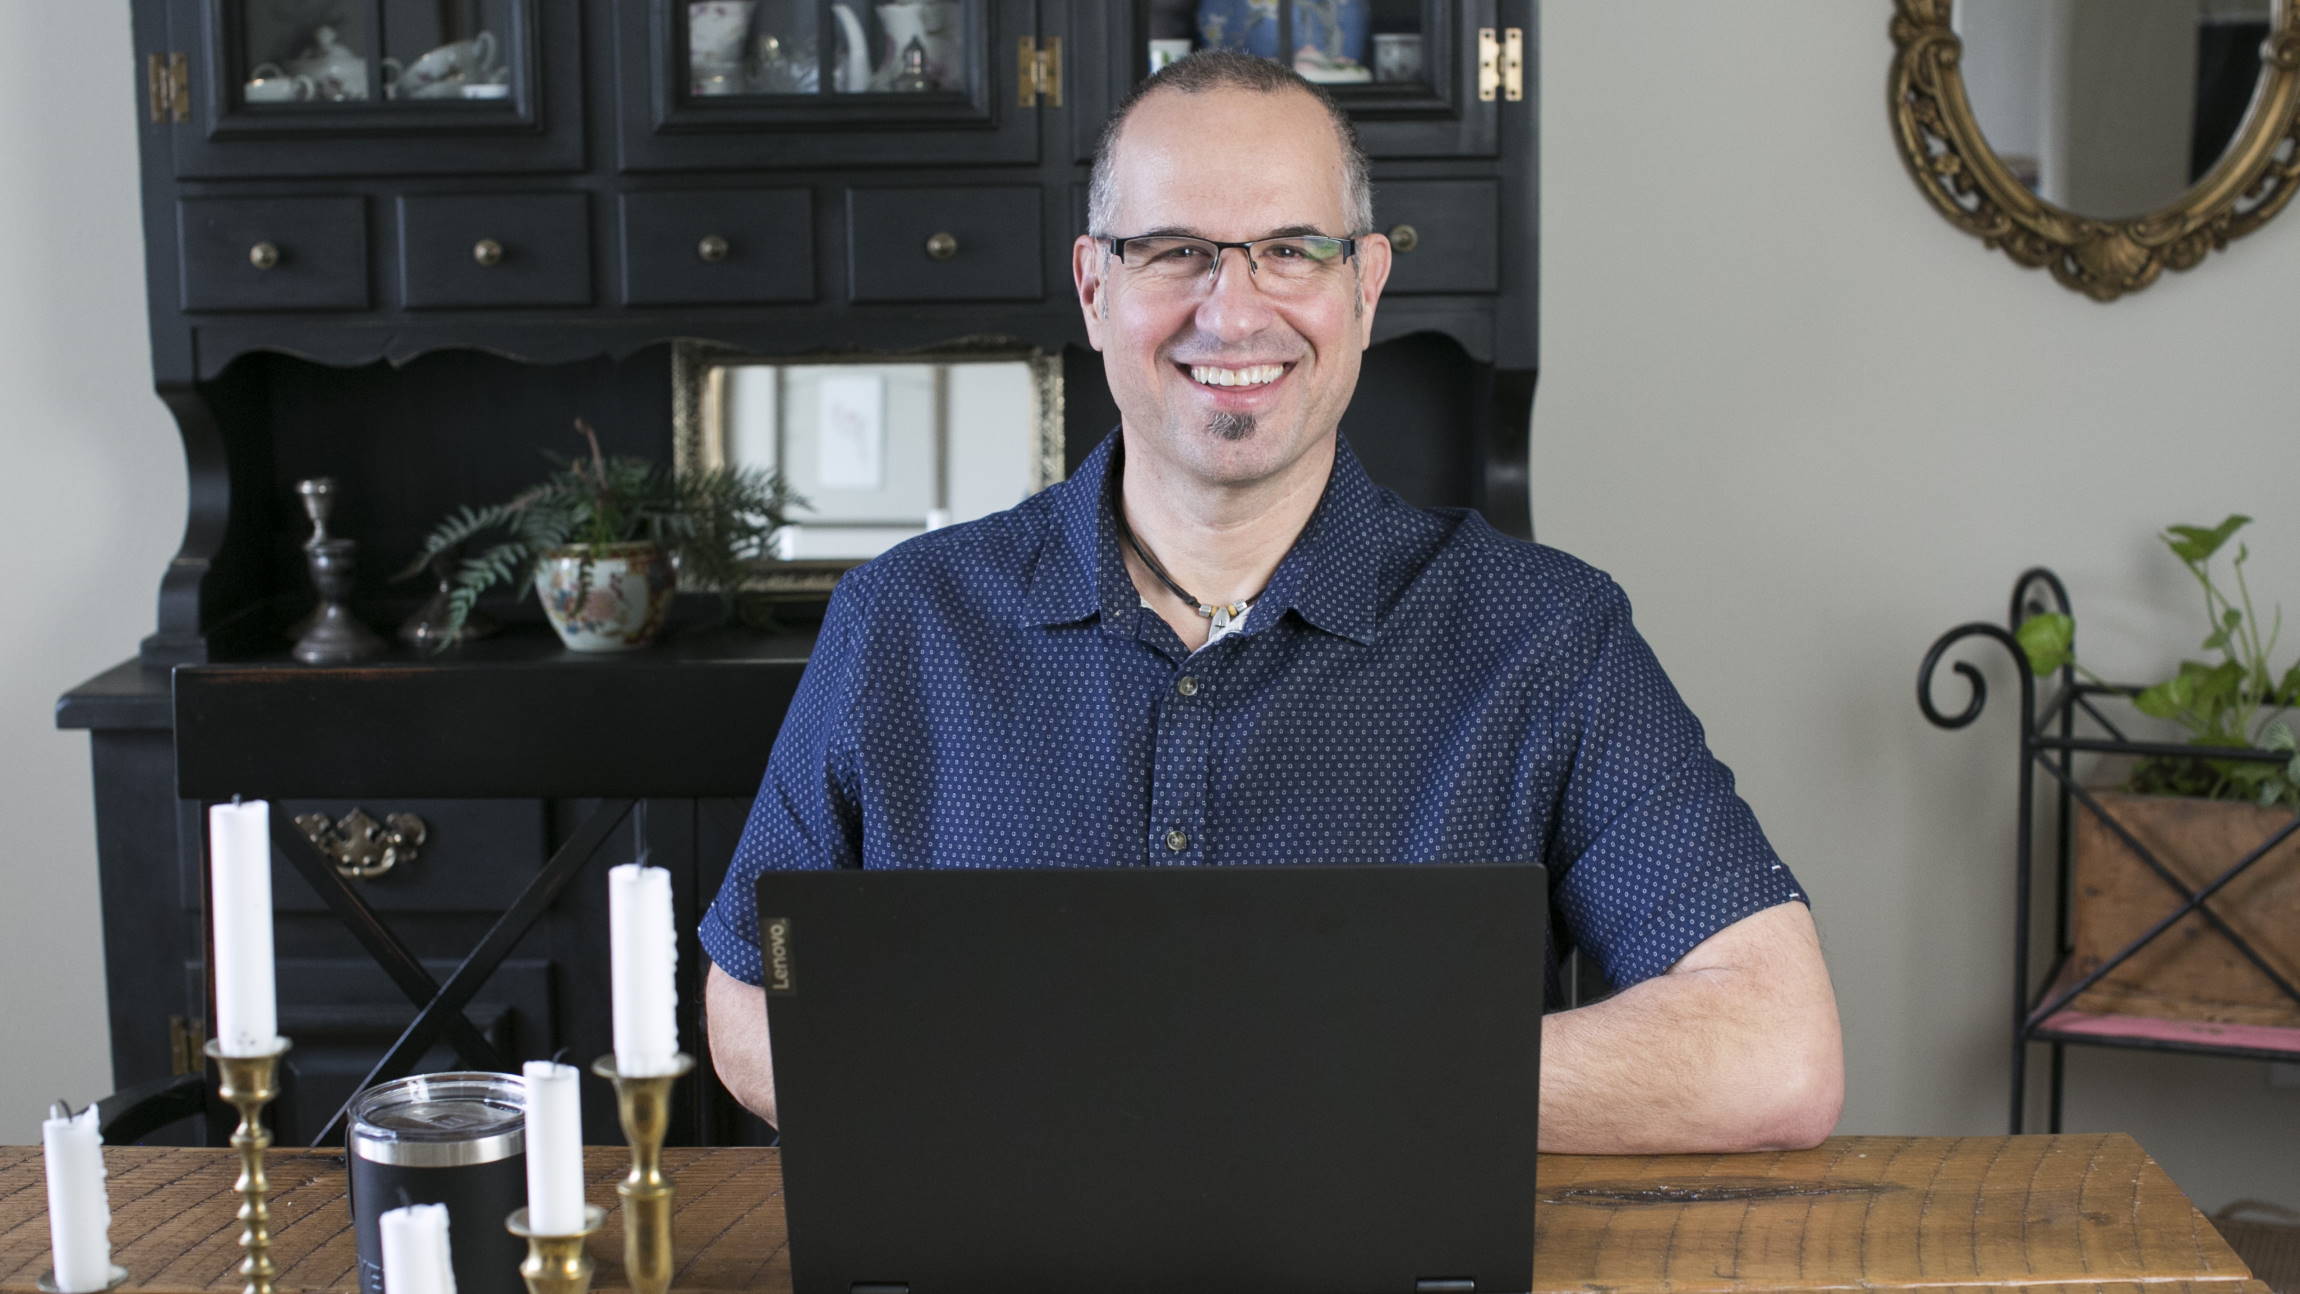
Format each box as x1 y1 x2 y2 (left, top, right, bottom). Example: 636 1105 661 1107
62 0 1539 1146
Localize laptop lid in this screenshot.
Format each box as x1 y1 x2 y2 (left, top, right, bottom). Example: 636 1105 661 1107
755 864 1545 1294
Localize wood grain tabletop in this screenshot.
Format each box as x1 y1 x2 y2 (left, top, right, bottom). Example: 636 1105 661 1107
0 1135 2263 1293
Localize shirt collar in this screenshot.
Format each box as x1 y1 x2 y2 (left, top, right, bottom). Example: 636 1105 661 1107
1019 430 1385 646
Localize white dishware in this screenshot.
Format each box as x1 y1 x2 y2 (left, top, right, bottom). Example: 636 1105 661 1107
284 24 370 101
1372 31 1422 83
390 31 500 99
829 4 872 92
689 1 758 70
244 65 316 103
872 1 959 91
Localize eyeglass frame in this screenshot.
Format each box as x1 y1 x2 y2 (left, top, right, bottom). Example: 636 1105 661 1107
1098 231 1362 291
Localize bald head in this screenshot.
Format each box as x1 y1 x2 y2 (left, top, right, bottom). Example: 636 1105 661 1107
1086 50 1373 238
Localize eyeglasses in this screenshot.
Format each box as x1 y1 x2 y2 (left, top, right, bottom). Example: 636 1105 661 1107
1102 233 1358 297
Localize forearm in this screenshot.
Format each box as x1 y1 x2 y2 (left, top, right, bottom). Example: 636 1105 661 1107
705 962 780 1127
1539 905 1843 1154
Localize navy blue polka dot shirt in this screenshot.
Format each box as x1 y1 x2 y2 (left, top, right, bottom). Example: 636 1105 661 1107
701 432 1804 994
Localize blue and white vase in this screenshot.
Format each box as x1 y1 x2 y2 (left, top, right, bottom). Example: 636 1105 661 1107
1195 0 1280 59
1194 0 1369 79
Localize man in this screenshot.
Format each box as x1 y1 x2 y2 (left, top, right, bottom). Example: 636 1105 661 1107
701 52 1842 1154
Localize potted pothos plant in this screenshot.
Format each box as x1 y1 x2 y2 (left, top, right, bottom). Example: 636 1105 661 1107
2018 515 2300 806
2014 514 2300 1030
401 419 804 653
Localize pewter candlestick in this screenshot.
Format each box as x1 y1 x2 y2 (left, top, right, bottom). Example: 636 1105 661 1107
294 536 386 663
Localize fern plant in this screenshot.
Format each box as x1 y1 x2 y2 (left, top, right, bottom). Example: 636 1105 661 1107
400 419 804 648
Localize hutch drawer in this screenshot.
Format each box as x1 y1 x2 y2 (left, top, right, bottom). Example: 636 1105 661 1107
618 188 815 306
397 193 593 308
846 186 1043 303
177 196 370 312
1376 179 1501 296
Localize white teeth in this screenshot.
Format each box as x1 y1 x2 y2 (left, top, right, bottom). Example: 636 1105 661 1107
1189 363 1284 388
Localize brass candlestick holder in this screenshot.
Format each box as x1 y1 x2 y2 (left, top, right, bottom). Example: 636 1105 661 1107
206 1038 290 1294
593 1053 694 1294
506 1204 607 1294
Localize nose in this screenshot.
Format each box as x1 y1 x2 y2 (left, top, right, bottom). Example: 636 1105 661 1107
1194 245 1277 341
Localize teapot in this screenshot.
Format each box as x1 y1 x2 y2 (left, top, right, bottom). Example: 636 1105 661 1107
283 24 370 102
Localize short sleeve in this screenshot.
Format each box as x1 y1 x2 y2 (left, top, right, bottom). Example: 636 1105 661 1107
698 575 870 985
1546 578 1803 989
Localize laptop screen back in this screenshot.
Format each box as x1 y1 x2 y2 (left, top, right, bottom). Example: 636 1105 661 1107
756 864 1545 1294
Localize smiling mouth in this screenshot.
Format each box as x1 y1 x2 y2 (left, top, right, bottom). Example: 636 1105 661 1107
1181 362 1291 388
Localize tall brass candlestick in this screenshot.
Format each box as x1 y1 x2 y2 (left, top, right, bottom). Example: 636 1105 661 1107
593 1054 694 1294
506 1204 606 1294
206 1039 290 1294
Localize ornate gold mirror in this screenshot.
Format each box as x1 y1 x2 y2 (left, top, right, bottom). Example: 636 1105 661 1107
1892 0 2300 300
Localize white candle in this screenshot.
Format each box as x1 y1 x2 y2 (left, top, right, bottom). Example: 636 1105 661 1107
379 1202 455 1294
41 1104 110 1293
522 1061 586 1234
209 800 278 1056
608 863 680 1077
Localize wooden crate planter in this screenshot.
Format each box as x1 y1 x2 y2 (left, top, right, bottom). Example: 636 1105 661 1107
2069 790 2300 1029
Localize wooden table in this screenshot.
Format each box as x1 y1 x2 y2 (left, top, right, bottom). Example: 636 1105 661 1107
0 1136 2264 1293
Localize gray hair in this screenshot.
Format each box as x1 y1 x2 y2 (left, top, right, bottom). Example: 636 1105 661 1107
1085 50 1374 239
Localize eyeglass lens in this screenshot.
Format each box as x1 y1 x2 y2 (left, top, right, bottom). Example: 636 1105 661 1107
1115 236 1349 292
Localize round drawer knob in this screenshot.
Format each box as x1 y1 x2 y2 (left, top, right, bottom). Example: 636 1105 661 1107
697 233 730 263
1388 223 1420 254
925 231 959 261
248 241 280 270
473 238 505 268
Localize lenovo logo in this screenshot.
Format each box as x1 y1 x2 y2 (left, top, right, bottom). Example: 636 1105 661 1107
765 916 796 995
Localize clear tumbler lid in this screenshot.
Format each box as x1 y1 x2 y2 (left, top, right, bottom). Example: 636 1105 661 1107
348 1071 526 1167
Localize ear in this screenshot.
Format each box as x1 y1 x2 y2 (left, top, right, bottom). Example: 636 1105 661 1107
1071 235 1109 351
1351 232 1394 346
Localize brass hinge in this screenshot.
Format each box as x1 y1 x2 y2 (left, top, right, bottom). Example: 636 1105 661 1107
169 1015 207 1076
1502 26 1525 102
1477 28 1500 102
147 51 189 123
1018 35 1063 108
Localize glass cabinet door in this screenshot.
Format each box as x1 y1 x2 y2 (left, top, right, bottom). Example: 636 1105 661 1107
231 0 518 108
167 0 583 176
1104 0 1503 159
683 0 973 98
616 0 1043 170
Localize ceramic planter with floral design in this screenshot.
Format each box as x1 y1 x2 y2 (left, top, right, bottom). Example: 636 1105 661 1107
532 542 676 652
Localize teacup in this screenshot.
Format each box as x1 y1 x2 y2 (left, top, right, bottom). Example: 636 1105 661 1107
391 31 499 97
244 64 316 103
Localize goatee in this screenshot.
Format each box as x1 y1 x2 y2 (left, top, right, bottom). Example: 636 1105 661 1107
1208 411 1256 442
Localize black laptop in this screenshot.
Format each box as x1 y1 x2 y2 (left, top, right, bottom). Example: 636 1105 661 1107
755 863 1545 1294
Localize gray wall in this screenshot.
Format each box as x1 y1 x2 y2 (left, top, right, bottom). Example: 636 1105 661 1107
1 1 176 1134
9 0 2299 1213
1539 2 2300 1209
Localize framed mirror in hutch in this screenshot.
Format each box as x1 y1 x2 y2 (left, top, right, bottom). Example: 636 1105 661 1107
76 0 1538 1147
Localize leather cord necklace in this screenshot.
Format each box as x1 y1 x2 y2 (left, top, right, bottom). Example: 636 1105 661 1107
1112 501 1265 625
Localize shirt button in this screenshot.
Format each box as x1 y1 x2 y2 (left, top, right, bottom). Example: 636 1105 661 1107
1177 676 1199 697
1165 828 1190 852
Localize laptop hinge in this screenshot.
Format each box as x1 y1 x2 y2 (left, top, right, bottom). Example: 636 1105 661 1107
1416 1281 1477 1293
